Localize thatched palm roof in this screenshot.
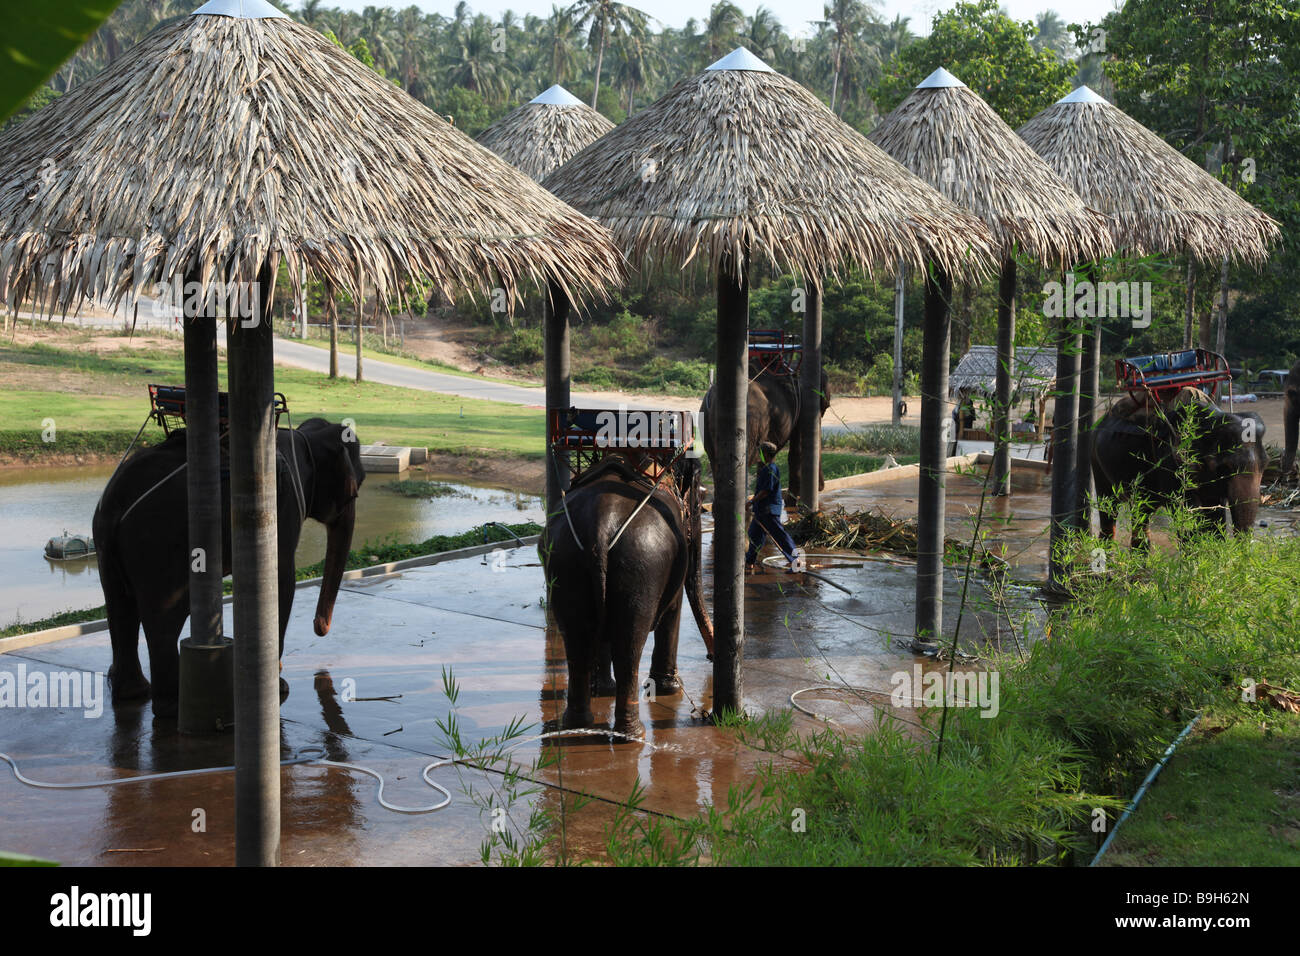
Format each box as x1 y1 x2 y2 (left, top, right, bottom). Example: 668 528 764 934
477 86 615 183
867 69 1113 266
543 48 996 283
949 345 1056 397
0 3 623 316
1017 87 1280 266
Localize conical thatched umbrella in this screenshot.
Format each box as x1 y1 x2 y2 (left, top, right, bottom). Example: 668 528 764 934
545 48 996 709
1018 86 1280 265
868 68 1114 518
477 85 618 510
0 0 620 866
477 85 616 183
1019 86 1280 585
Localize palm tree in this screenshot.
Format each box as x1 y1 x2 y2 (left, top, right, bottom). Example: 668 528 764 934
394 6 430 94
875 13 912 62
541 5 583 85
746 6 784 61
704 2 746 60
442 14 511 102
824 0 878 115
567 0 649 108
1032 10 1072 60
299 0 327 29
613 15 658 114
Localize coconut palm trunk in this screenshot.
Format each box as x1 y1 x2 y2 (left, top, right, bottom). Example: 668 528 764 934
591 13 607 108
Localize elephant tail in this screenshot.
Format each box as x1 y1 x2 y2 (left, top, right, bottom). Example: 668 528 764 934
92 504 140 659
590 538 610 644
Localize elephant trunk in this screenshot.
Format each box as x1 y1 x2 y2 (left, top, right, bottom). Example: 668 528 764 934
1227 469 1262 534
685 475 714 659
1283 389 1299 478
314 496 356 636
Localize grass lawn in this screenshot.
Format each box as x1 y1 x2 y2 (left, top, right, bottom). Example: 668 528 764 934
0 338 545 459
1099 713 1300 866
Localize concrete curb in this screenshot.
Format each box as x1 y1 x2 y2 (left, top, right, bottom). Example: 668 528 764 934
821 452 1049 493
821 452 982 492
0 534 542 652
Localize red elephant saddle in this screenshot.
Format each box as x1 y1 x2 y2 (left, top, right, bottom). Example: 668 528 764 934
549 406 696 487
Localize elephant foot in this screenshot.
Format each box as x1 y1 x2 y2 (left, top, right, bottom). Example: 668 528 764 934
280 677 290 705
613 712 645 741
151 694 179 719
562 705 595 730
650 672 682 696
108 667 150 703
590 673 617 697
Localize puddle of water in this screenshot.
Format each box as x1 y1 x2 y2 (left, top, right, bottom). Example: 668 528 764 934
0 464 542 628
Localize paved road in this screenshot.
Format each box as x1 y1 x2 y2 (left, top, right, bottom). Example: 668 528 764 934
272 336 551 406
12 304 667 410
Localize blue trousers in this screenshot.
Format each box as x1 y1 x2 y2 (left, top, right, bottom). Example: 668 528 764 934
746 512 797 565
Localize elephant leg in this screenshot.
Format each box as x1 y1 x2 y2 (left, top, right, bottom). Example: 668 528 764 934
101 562 149 703
277 556 297 703
140 598 189 717
608 604 653 739
559 625 595 730
1130 508 1151 552
1097 500 1117 541
591 640 616 696
649 594 683 696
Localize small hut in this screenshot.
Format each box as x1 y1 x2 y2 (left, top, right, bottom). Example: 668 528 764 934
867 68 1113 505
948 345 1057 441
1018 87 1280 583
477 85 615 183
545 47 996 703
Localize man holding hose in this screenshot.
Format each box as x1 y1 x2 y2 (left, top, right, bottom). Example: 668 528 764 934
744 441 805 574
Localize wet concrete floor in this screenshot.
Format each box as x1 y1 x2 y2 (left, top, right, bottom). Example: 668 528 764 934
0 470 1057 865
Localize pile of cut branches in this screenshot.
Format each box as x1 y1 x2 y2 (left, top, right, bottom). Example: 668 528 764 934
786 507 1001 569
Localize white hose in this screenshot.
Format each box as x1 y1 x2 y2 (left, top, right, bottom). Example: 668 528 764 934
0 728 660 816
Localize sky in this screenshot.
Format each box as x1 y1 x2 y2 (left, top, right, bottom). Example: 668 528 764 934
313 0 1122 37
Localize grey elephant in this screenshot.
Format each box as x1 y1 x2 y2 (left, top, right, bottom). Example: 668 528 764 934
93 418 364 716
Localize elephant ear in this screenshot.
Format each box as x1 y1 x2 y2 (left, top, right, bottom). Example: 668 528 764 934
338 426 362 498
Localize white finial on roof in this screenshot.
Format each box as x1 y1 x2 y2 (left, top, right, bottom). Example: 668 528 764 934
530 85 585 106
192 0 289 18
1057 86 1109 104
705 47 775 73
916 67 966 89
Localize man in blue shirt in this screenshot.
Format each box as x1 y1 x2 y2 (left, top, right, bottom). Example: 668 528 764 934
745 441 804 573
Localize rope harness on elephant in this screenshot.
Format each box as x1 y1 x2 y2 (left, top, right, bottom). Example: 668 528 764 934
112 421 312 526
606 442 691 553
555 447 695 555
548 446 585 550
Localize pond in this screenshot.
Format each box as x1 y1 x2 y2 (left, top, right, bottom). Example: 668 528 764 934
0 463 543 629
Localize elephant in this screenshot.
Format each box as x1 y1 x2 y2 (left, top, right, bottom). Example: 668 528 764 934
539 453 714 738
700 362 831 503
1091 389 1265 548
1279 360 1300 478
92 417 364 716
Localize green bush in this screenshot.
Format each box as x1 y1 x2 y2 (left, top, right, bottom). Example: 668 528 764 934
823 424 922 457
496 328 544 365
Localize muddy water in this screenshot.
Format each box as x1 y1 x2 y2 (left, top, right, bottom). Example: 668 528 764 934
0 463 542 628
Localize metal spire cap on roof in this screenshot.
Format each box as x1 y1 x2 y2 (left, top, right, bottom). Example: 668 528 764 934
917 67 966 89
1057 86 1109 104
705 47 775 73
192 0 288 18
530 85 585 106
